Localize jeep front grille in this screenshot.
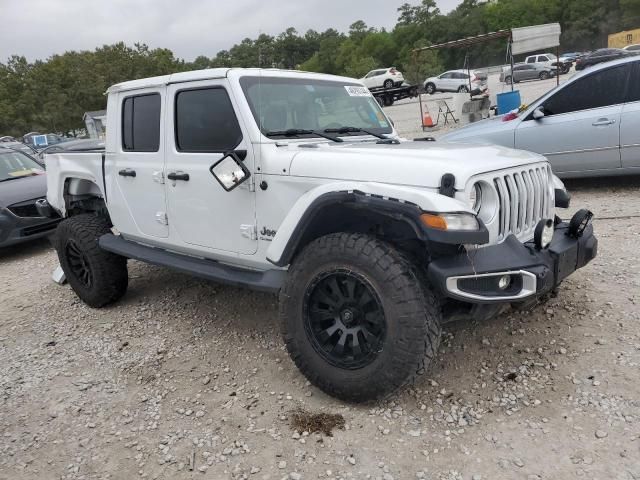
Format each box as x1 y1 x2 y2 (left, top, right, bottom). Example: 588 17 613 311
493 165 554 241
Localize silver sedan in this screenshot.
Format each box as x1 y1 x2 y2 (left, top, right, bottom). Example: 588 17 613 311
442 56 640 178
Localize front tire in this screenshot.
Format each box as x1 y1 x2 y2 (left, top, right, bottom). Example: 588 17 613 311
539 71 550 80
425 83 436 94
55 214 128 308
458 85 469 93
280 233 442 402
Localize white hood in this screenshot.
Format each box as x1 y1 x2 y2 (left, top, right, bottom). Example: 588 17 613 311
287 140 545 189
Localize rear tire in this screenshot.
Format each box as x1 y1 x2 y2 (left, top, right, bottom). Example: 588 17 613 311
383 96 394 107
383 79 394 89
280 233 442 402
458 85 469 93
504 76 512 85
55 214 128 308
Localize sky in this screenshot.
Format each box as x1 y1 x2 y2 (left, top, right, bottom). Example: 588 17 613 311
0 0 462 62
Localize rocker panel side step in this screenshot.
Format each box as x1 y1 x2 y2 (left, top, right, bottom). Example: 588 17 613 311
99 234 285 293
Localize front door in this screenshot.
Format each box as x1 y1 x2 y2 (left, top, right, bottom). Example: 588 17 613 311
113 89 168 238
621 61 640 169
164 80 257 254
515 63 628 174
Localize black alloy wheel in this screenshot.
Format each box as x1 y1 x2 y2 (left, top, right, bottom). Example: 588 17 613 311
65 238 93 288
303 269 386 370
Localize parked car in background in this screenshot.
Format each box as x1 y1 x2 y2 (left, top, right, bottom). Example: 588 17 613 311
575 48 631 70
0 136 17 142
23 132 68 149
360 67 404 89
559 52 583 62
442 56 640 178
500 63 556 84
524 53 557 67
1 142 42 165
0 146 59 247
622 44 640 52
423 69 488 94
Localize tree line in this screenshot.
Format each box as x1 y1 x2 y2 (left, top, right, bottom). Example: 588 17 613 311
1 0 639 137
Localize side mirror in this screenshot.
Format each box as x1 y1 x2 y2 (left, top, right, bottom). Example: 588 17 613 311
532 107 545 120
210 153 250 191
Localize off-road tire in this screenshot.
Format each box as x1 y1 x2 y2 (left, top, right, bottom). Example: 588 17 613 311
55 214 128 308
425 82 436 94
280 233 442 402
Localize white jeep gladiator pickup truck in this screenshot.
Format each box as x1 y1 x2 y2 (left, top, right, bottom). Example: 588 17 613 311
37 68 597 402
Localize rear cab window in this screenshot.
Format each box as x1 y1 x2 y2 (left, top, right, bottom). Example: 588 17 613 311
122 93 161 152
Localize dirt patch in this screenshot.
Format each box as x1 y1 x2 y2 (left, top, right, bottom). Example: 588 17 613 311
289 409 345 436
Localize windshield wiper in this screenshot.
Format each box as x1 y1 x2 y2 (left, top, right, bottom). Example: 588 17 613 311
265 128 343 143
323 126 388 140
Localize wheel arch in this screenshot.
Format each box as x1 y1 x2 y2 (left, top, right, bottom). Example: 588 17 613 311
266 182 486 267
62 177 110 221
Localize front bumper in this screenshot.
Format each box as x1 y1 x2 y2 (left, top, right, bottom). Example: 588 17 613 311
427 221 597 304
0 207 60 248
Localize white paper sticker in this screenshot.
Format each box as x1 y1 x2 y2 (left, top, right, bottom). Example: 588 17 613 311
345 86 371 97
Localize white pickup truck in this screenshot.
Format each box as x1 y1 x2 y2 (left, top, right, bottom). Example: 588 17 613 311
37 68 597 402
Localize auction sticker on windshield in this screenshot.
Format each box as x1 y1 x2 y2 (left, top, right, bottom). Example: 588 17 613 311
344 86 371 97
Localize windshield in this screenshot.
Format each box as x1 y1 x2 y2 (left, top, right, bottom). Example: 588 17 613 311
0 151 44 182
239 76 393 139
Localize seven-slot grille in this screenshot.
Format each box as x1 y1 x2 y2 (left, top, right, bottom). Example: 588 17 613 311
493 165 554 241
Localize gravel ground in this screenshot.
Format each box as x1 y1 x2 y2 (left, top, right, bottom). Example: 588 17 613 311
2 75 640 479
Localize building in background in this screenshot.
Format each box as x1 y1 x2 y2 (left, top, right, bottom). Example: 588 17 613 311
608 28 640 48
83 110 107 139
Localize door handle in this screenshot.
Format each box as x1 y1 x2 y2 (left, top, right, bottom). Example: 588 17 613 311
592 118 615 126
167 172 190 181
118 169 136 177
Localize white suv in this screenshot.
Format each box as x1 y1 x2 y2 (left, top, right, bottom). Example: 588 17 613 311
360 67 404 90
423 69 487 94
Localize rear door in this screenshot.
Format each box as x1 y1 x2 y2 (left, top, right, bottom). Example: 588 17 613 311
515 64 628 174
113 89 168 238
621 61 640 168
164 80 257 254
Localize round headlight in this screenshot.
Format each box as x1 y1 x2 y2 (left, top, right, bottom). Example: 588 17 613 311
534 218 554 249
469 183 481 213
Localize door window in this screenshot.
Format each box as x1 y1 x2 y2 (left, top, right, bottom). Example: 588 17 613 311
628 62 640 103
440 72 454 79
175 87 243 152
122 93 161 152
543 65 629 116
538 56 549 62
526 57 535 63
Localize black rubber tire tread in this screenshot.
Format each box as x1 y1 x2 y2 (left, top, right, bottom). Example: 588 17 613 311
55 214 128 308
425 83 436 94
383 79 394 89
279 233 442 403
